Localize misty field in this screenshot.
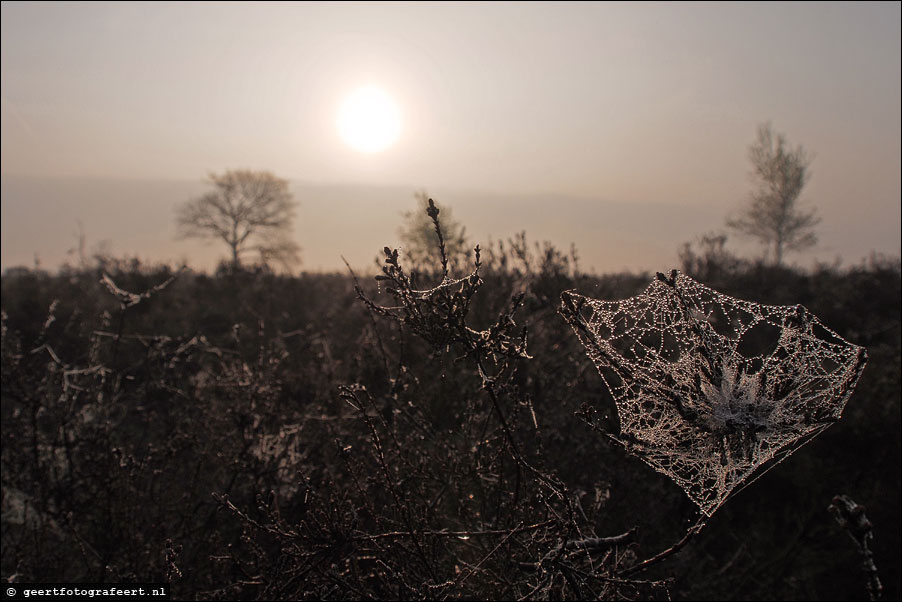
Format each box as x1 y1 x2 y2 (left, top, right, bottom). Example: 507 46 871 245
1 219 899 600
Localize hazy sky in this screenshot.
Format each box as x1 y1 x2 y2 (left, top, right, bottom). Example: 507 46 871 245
2 1 900 273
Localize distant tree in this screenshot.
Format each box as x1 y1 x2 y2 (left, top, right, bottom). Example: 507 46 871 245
727 123 819 265
397 190 469 274
678 231 748 282
176 170 300 270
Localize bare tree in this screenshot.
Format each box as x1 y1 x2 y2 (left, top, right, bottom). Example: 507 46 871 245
727 123 819 265
678 231 747 281
397 190 469 274
176 169 300 270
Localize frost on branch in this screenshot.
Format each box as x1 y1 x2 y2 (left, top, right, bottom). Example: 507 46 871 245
561 270 867 516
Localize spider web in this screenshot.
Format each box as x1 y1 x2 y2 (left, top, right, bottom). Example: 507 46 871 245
561 270 868 516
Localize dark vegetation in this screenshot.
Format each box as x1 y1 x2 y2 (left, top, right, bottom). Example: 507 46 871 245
2 203 899 600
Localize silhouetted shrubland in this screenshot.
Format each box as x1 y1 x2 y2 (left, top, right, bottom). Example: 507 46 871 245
2 206 899 600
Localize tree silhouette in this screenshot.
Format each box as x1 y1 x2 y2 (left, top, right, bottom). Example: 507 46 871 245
727 123 819 265
176 170 300 270
397 190 469 274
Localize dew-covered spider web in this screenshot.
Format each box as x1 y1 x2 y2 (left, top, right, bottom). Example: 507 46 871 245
560 270 867 516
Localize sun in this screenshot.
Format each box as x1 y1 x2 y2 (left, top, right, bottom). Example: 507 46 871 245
336 86 401 153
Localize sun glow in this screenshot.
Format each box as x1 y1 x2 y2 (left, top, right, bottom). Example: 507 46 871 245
336 86 401 153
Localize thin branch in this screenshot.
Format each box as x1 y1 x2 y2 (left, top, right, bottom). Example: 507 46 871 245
619 518 706 577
